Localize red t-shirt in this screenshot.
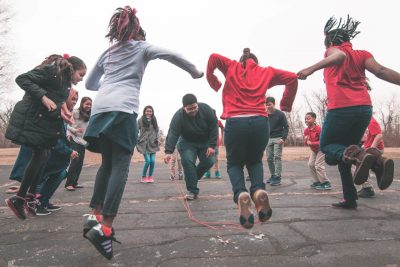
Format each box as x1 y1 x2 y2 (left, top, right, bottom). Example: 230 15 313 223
304 124 321 153
323 42 373 110
364 117 384 150
207 54 298 119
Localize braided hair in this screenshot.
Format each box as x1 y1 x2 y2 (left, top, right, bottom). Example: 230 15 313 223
106 6 140 43
324 15 361 48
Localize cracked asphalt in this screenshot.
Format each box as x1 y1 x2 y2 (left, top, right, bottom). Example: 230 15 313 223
0 159 399 267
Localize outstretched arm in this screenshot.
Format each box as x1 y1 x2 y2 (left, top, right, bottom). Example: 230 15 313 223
365 57 400 86
297 48 346 80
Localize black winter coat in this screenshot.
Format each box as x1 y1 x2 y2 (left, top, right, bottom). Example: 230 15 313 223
6 65 70 149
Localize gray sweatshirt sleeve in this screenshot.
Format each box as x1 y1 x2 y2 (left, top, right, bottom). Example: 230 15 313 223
85 60 104 91
144 45 204 79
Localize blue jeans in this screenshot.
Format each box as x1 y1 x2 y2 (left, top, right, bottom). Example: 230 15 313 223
320 106 372 202
37 170 67 207
225 116 269 203
142 153 156 177
177 138 215 195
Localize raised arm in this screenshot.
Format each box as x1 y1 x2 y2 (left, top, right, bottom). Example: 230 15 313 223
145 45 203 79
297 48 346 80
206 53 231 91
365 57 400 86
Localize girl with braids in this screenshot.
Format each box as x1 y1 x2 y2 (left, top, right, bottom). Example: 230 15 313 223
207 48 298 229
5 54 86 220
64 96 92 191
136 105 160 183
83 6 203 259
297 15 400 209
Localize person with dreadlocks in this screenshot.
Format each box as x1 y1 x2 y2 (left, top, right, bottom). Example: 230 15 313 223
207 48 298 229
297 15 400 209
83 6 203 259
136 105 160 183
5 54 86 220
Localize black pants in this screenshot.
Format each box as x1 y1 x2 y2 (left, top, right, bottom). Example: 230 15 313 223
65 139 86 187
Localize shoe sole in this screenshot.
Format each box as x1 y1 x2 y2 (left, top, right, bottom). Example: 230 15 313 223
315 187 332 190
238 193 254 229
36 212 52 216
331 204 357 210
47 208 61 212
354 154 376 185
86 230 113 260
253 190 272 222
5 199 26 220
378 158 394 190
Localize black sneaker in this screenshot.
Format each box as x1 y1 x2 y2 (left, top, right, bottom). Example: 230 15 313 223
36 206 52 216
24 193 38 216
358 187 375 198
5 195 27 220
83 214 100 238
86 224 121 260
47 203 61 211
332 200 357 210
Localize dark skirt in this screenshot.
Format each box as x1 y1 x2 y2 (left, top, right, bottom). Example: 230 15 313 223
84 111 138 154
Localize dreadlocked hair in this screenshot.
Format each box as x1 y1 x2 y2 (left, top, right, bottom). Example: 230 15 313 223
106 6 140 43
141 105 159 132
324 15 361 47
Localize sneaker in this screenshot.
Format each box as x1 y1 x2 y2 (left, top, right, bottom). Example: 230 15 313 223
252 190 272 222
147 177 154 183
215 171 222 179
270 176 282 186
310 182 321 189
237 192 254 229
178 172 184 180
140 177 147 183
203 171 211 179
36 205 52 216
266 175 274 184
332 200 357 210
358 187 375 198
184 191 198 201
5 195 27 220
24 193 38 216
83 214 100 238
85 224 120 260
47 203 61 211
315 182 332 190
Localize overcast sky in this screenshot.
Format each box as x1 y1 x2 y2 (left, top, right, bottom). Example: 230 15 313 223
6 0 400 132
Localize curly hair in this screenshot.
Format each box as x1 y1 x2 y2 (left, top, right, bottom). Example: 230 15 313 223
324 15 361 48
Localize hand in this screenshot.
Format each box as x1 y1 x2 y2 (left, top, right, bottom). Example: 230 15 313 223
41 95 57 111
297 67 314 80
76 128 84 134
278 139 285 145
306 140 312 146
193 71 204 79
206 147 215 157
70 150 79 159
164 154 172 164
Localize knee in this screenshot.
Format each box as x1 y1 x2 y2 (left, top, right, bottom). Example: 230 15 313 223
325 155 338 166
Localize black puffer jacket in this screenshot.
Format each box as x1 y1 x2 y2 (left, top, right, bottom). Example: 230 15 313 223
6 64 70 149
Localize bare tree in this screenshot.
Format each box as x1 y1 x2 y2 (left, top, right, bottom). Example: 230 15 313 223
377 94 400 147
0 0 14 96
303 88 327 125
0 101 14 147
284 107 304 146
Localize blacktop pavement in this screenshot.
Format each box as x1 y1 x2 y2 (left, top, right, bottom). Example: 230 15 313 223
0 159 399 267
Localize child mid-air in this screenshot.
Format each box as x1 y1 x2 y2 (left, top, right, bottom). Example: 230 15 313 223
304 112 331 190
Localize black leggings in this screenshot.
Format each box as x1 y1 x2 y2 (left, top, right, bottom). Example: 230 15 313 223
17 147 50 197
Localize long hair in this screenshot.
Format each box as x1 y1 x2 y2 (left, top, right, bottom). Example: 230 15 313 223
106 6 140 43
141 105 159 132
324 15 361 47
78 96 92 122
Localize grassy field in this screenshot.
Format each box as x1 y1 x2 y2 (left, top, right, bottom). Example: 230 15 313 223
1 146 400 166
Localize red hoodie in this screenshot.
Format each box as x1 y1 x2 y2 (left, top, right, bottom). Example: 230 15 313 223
207 54 298 119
